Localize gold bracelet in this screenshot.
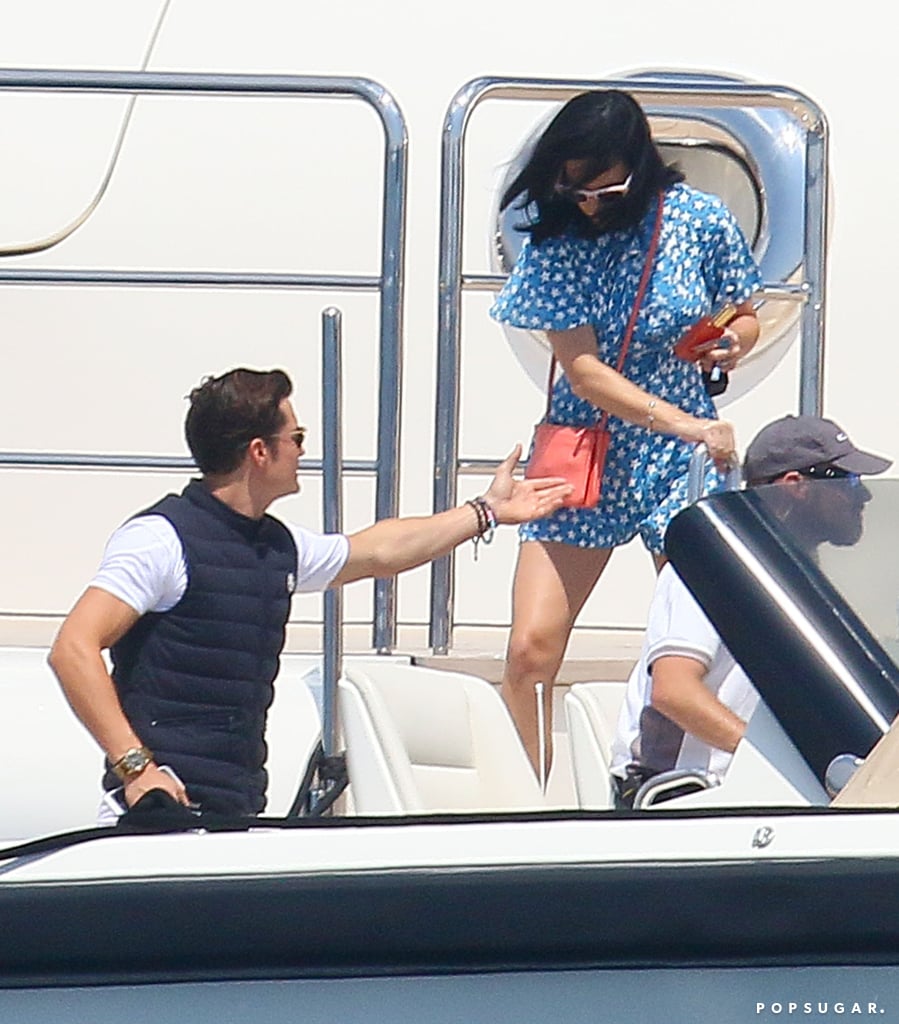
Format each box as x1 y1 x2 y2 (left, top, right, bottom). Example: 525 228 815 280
647 399 657 432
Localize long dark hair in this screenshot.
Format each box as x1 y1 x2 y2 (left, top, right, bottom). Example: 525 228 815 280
502 90 683 243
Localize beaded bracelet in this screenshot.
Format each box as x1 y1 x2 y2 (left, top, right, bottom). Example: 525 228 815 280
466 498 485 532
647 398 657 432
465 496 497 560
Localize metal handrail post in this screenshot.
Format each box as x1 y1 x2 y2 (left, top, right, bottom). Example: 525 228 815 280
799 112 830 415
429 74 828 655
428 81 479 654
372 100 408 653
321 309 344 757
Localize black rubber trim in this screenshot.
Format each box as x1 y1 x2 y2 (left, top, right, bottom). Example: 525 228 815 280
666 490 899 781
4 853 899 987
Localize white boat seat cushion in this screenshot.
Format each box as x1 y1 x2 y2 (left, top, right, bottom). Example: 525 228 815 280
564 681 627 810
340 663 544 815
262 663 322 816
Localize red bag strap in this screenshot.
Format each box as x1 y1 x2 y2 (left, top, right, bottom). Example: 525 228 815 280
543 190 666 420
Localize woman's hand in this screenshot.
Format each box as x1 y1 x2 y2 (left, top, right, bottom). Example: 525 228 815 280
699 327 741 374
699 303 759 373
697 419 738 469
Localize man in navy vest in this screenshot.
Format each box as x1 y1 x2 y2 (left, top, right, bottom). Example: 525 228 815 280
49 367 572 818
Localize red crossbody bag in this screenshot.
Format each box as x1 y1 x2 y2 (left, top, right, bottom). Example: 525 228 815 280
525 192 665 508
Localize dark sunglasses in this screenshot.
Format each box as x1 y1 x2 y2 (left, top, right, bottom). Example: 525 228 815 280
799 463 860 486
268 427 306 449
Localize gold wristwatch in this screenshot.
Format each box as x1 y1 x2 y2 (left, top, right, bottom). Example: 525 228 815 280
112 745 154 782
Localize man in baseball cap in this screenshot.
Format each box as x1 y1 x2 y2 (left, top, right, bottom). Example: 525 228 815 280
610 413 892 807
743 414 892 550
743 414 892 485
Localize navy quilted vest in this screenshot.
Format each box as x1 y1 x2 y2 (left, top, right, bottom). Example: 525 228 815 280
108 480 297 815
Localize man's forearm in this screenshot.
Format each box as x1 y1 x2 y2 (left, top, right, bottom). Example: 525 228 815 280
49 636 144 763
48 587 149 764
332 446 573 587
336 504 479 584
49 633 193 809
651 656 746 754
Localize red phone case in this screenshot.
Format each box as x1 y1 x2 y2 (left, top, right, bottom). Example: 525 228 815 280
674 303 737 361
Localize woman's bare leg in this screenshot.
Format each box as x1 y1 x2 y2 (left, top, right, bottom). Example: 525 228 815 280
501 540 613 777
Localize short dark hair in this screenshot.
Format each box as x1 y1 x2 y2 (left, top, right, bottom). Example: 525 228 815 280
185 367 293 475
501 89 683 243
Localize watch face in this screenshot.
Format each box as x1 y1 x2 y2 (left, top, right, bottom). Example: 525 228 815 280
120 748 150 776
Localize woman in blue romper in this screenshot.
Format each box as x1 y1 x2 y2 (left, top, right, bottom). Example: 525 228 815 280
490 90 763 776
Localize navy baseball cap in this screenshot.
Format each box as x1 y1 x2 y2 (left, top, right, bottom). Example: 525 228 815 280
743 415 892 484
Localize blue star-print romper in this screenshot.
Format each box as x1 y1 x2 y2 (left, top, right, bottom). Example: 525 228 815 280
491 183 763 554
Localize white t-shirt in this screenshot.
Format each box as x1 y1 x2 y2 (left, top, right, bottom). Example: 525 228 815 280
609 563 759 782
90 514 349 615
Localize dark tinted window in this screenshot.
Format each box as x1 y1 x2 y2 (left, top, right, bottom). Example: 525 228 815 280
749 478 899 670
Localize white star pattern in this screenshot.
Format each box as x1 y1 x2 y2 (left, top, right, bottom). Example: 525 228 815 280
490 183 763 554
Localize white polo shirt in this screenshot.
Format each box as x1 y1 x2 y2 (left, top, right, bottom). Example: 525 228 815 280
609 563 759 782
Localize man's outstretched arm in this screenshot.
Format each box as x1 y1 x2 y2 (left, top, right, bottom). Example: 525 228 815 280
48 587 189 807
332 445 572 585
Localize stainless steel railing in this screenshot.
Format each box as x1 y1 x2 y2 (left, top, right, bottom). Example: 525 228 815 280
428 74 829 654
0 68 408 653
